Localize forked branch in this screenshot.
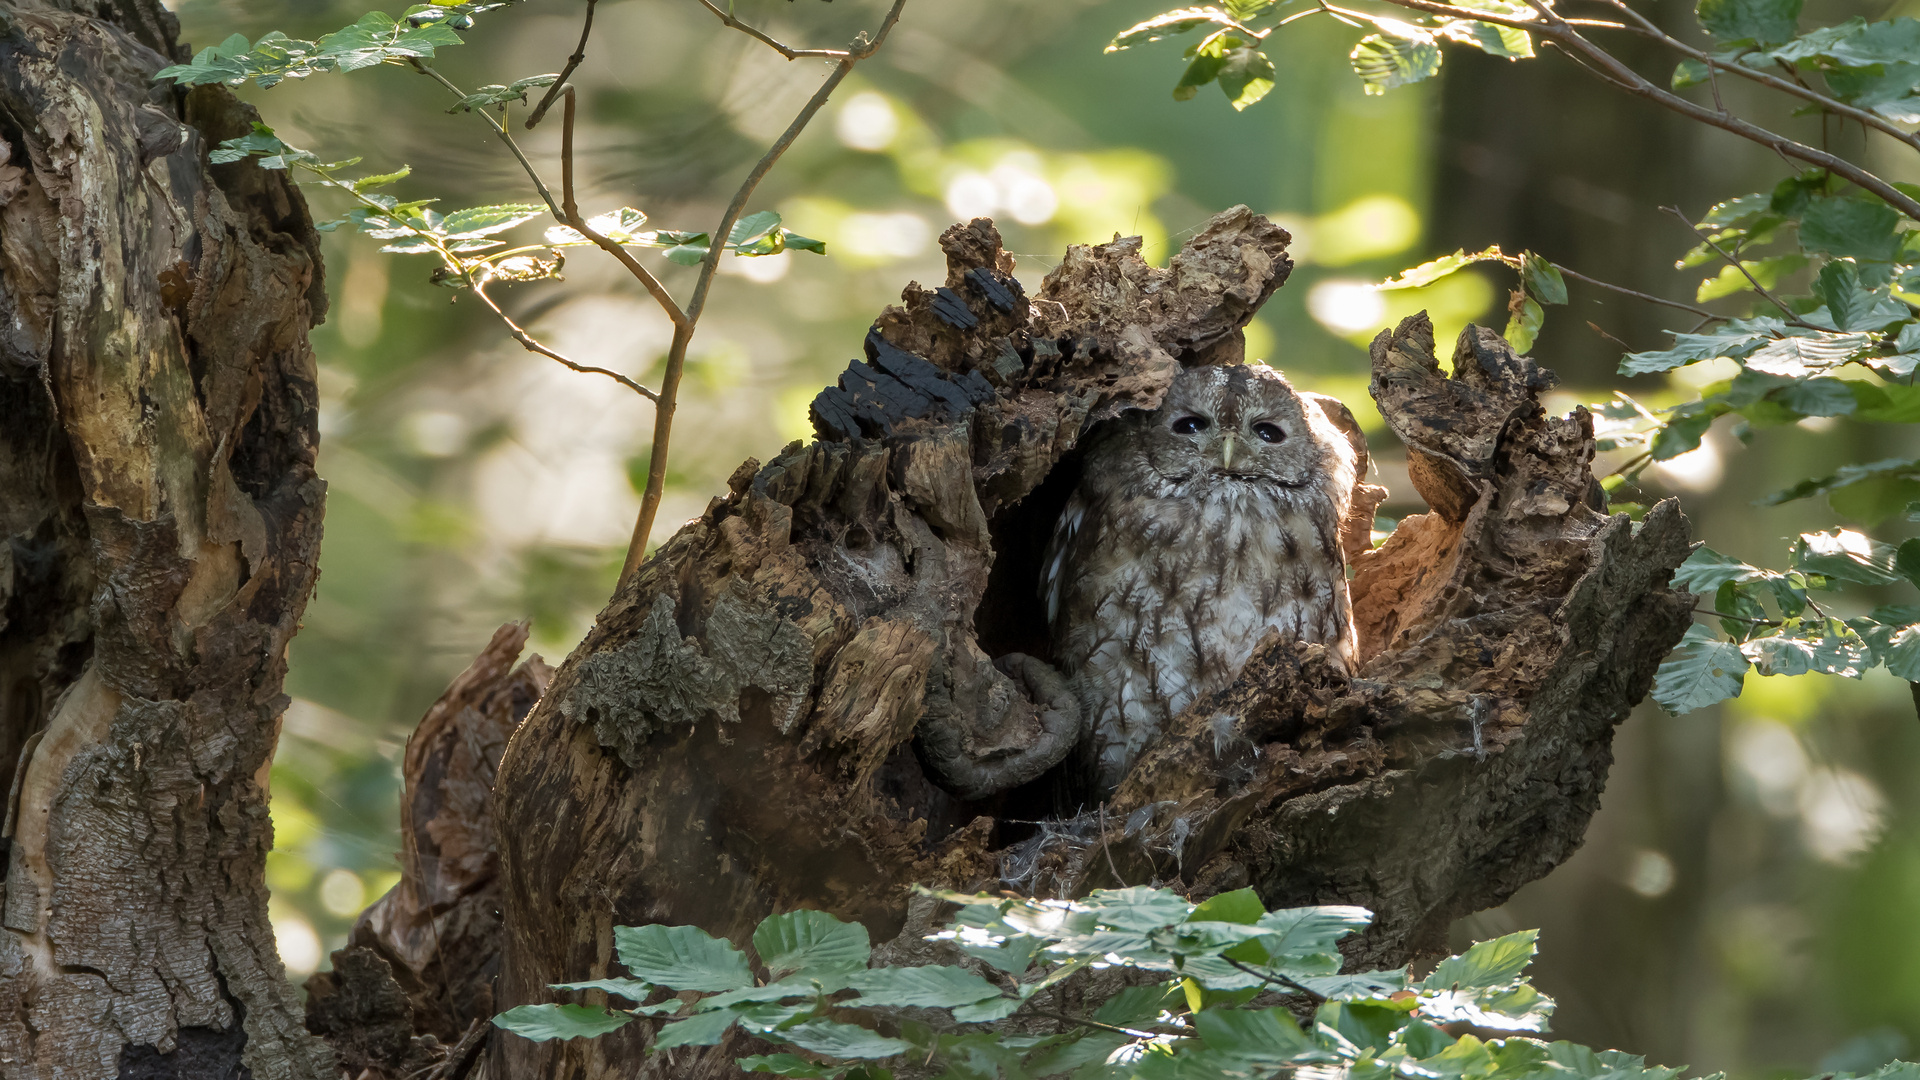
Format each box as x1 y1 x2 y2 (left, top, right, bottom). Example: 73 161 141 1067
616 0 913 586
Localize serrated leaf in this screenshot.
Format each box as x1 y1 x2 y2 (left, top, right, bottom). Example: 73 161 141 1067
1192 1007 1317 1064
846 965 1003 1008
738 1054 832 1078
1520 252 1567 304
1080 887 1196 931
492 1003 633 1042
1744 331 1876 376
1619 328 1769 375
1653 625 1748 714
440 203 547 239
1877 624 1920 679
753 909 871 980
612 924 754 993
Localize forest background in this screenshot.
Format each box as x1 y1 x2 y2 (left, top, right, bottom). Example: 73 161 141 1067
166 0 1920 1074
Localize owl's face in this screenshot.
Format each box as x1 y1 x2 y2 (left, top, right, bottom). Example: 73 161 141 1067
1112 363 1328 492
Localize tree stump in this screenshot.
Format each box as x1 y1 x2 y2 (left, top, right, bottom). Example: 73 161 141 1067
480 208 1692 1080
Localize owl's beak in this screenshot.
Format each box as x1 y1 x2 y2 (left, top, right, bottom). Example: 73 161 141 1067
1220 433 1238 471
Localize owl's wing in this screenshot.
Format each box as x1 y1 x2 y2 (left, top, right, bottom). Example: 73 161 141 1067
1040 493 1090 628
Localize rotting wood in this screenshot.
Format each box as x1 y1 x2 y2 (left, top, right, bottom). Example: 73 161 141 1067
473 204 1691 1079
306 622 550 1080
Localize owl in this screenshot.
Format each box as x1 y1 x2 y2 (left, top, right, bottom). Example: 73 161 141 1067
1042 362 1363 796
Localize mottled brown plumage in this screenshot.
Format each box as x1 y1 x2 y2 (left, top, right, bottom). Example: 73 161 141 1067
1043 363 1362 795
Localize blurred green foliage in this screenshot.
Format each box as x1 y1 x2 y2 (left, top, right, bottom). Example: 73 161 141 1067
170 1 1920 1077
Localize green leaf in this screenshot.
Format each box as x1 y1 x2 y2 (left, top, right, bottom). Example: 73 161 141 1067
1876 624 1920 679
492 1003 633 1042
783 230 828 255
440 203 548 239
739 1054 833 1078
955 933 1044 976
352 165 412 192
1649 409 1717 460
1440 16 1535 59
612 924 754 993
1091 984 1179 1026
1174 29 1237 100
1800 196 1904 263
950 995 1026 1023
1793 528 1902 584
1107 7 1236 52
1653 625 1748 714
653 1007 739 1049
1192 1007 1317 1064
729 210 784 247
1378 247 1506 290
1504 295 1544 353
1671 546 1772 593
1188 888 1265 925
1217 44 1276 110
1422 931 1537 991
1696 254 1806 302
753 910 871 980
1696 0 1802 45
1350 25 1442 95
548 977 653 1002
1521 252 1567 304
1743 331 1876 377
767 1020 912 1060
1769 377 1858 418
665 243 711 266
1079 887 1196 931
1619 327 1768 375
845 965 1004 1008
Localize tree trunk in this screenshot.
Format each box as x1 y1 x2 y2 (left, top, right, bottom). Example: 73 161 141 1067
0 1 332 1076
456 209 1693 1080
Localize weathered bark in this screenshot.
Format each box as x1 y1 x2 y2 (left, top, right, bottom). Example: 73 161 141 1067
305 622 549 1080
476 208 1692 1079
0 1 333 1076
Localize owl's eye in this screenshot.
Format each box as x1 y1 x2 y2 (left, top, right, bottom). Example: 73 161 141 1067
1252 422 1286 444
1171 415 1210 435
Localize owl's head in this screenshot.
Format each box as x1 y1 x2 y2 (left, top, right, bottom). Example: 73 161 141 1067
1116 363 1341 492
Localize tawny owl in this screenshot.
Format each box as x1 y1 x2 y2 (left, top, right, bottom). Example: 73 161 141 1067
1042 362 1363 796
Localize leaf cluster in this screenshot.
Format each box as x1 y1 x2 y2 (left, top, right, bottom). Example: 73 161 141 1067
156 6 501 88
492 886 1593 1080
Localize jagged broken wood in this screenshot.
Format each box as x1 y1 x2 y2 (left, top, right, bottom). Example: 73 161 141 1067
315 208 1692 1080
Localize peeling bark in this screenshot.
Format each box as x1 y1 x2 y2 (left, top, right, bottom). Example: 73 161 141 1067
0 1 331 1076
480 207 1691 1079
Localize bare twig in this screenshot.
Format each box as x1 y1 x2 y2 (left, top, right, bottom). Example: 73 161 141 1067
695 0 852 59
527 0 598 128
560 86 688 329
470 280 660 400
1693 605 1779 627
410 59 567 219
1364 0 1920 220
1659 206 1825 329
617 0 912 586
1221 958 1329 1005
1553 261 1724 320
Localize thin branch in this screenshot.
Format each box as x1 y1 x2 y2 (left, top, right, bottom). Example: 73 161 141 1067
1693 605 1779 627
1553 261 1723 320
697 0 851 59
1020 1006 1159 1040
1221 958 1329 1006
1366 0 1920 220
410 59 567 220
469 280 660 400
1659 206 1826 329
561 86 688 329
1591 0 1920 155
618 0 912 586
527 0 598 128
